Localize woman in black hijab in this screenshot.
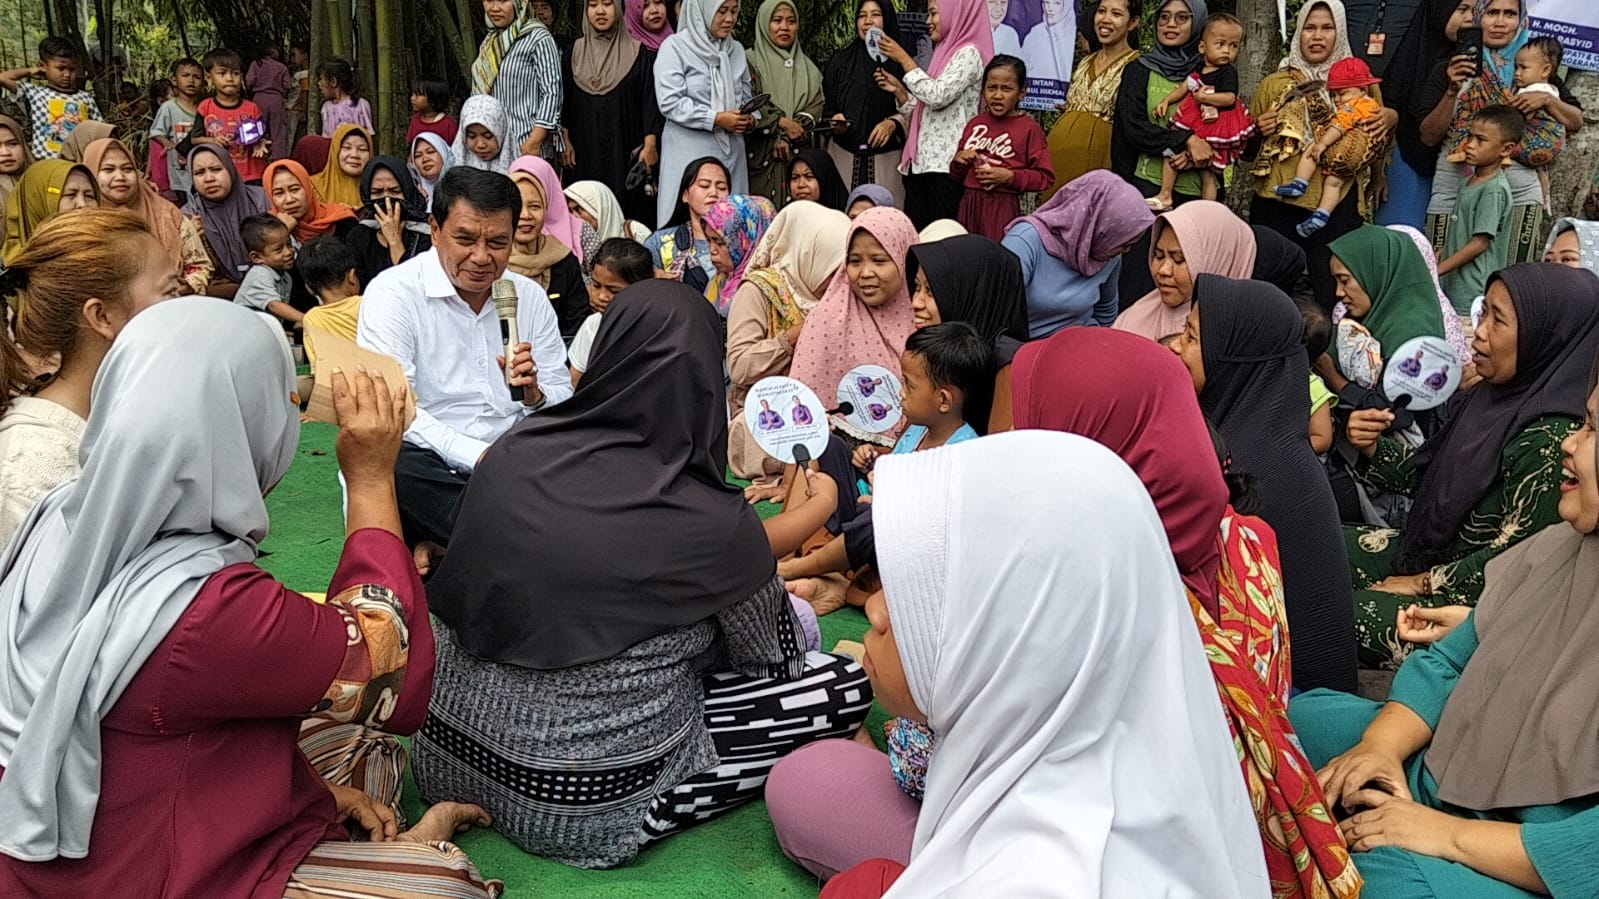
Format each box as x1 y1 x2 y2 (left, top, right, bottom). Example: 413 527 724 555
822 0 907 203
347 156 433 288
787 146 850 210
907 233 1028 433
1250 223 1312 304
1169 273 1356 692
1342 263 1599 668
412 279 870 868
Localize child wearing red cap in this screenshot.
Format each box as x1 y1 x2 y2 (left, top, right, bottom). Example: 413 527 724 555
1273 57 1384 237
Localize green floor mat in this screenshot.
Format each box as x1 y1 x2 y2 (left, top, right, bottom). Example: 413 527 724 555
262 423 875 896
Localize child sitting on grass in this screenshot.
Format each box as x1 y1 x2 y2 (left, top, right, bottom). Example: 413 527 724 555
784 323 994 616
235 214 302 328
568 238 655 383
1273 57 1384 237
1438 104 1523 314
296 234 362 365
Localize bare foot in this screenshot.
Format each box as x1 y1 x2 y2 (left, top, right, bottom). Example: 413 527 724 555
789 576 847 616
744 481 787 504
412 541 445 577
397 801 492 844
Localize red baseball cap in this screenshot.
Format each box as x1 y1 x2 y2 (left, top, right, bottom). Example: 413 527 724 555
1327 57 1381 91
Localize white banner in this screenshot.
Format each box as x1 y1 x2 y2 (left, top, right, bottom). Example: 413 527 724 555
1527 0 1599 71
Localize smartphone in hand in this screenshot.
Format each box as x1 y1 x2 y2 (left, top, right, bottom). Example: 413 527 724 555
1453 26 1483 79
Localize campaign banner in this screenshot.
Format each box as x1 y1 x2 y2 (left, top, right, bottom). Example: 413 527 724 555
1529 0 1599 72
900 0 1076 111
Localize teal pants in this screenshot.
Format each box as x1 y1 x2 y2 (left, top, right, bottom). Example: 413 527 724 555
1289 690 1542 899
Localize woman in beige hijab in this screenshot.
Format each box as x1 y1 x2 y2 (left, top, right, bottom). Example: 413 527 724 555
1291 262 1599 899
726 200 850 490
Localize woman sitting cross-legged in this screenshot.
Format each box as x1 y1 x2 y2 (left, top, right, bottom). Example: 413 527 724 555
0 298 498 897
1290 348 1599 899
1341 263 1599 669
412 279 873 869
814 432 1271 897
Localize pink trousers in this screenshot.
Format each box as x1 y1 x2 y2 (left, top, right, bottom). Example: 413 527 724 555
763 738 917 880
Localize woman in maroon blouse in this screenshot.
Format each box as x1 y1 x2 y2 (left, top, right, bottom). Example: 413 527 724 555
0 298 499 898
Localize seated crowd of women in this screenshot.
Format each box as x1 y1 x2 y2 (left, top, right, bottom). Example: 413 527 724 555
3 0 1599 896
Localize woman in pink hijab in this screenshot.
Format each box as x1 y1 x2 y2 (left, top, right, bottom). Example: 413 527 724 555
624 0 673 50
789 205 919 445
1113 199 1256 341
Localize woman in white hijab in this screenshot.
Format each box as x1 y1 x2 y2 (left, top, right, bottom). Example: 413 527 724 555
824 430 1270 897
653 0 753 224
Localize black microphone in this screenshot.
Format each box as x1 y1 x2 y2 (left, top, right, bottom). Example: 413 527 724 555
828 401 855 416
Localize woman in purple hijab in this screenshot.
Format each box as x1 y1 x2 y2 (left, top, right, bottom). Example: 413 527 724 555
999 170 1155 338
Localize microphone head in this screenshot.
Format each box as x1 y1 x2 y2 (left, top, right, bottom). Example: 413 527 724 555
491 278 518 319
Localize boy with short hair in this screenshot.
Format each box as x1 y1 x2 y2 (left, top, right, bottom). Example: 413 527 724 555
150 57 204 202
297 235 363 364
853 322 994 473
783 322 995 614
192 48 268 184
237 214 302 327
0 37 103 159
1438 104 1524 315
567 238 655 381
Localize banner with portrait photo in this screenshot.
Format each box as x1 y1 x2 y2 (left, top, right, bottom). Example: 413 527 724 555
901 0 1077 111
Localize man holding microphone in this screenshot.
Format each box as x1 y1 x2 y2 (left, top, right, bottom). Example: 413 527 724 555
358 167 571 572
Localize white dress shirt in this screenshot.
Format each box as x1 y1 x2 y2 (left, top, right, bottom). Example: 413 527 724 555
357 249 572 472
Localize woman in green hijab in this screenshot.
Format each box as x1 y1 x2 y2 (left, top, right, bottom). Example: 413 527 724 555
2 160 99 266
745 0 824 201
1323 224 1449 392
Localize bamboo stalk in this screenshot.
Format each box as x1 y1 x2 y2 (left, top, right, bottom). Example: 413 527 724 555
373 0 400 152
454 0 477 77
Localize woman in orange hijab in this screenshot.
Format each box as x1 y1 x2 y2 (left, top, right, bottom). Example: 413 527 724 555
263 159 357 243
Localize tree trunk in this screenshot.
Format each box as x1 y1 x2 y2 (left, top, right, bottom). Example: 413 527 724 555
310 0 330 134
455 0 478 80
1226 0 1287 213
327 0 349 58
427 0 469 76
373 0 404 152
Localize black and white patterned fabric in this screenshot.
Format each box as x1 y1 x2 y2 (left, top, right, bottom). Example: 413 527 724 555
412 576 872 869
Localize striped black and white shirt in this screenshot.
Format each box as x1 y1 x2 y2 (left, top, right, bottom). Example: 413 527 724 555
490 29 564 151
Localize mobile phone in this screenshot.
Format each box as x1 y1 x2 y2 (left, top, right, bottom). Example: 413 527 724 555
1453 26 1482 78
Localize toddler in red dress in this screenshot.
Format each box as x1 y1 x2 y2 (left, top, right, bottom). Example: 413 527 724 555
1150 14 1254 209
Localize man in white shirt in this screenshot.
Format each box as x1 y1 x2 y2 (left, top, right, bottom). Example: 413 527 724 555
358 167 571 563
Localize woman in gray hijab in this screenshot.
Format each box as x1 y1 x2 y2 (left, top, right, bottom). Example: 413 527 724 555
0 299 497 896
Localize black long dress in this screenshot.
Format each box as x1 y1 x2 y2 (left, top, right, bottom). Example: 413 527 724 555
562 46 664 229
1192 274 1356 693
